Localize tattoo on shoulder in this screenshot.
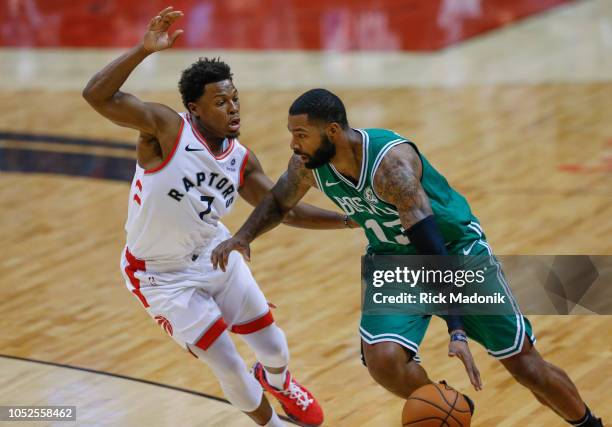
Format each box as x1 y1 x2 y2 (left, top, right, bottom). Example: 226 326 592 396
373 144 432 227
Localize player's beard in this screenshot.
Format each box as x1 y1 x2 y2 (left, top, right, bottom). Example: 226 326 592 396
304 133 336 169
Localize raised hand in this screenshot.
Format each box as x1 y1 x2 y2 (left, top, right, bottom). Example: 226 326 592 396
143 6 184 53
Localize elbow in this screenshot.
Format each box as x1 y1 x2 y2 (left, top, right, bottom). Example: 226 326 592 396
81 86 91 101
81 76 96 101
280 210 295 224
82 83 98 105
81 77 108 105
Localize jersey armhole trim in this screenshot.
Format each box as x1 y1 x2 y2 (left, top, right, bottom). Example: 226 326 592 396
239 148 250 188
312 168 323 191
369 139 409 202
144 117 185 175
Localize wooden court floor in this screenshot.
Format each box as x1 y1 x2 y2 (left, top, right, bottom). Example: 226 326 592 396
1 81 611 426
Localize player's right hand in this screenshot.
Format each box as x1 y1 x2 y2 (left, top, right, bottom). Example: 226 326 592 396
449 338 483 391
143 6 184 53
211 236 251 272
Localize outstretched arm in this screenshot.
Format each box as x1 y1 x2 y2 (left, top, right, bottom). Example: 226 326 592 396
211 154 313 270
373 143 482 391
82 7 183 148
239 150 352 229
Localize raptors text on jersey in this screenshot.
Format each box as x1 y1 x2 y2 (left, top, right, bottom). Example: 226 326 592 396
125 113 249 263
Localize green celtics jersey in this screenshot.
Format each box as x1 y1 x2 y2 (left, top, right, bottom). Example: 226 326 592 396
312 128 483 255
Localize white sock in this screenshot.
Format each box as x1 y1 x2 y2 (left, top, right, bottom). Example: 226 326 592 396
264 411 286 427
265 367 288 390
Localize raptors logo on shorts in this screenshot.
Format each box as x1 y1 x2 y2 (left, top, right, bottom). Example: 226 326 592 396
154 315 173 337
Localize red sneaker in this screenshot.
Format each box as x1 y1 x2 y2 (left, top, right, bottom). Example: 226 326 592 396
253 362 324 427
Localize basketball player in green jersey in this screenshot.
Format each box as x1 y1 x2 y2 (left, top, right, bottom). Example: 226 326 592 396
211 89 603 426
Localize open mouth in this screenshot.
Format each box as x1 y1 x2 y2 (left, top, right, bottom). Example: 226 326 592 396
228 118 241 132
293 150 309 162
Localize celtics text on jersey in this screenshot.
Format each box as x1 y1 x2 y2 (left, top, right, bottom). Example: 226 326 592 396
312 128 483 255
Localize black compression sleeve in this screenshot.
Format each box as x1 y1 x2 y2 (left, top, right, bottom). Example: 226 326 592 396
404 215 448 255
405 215 464 333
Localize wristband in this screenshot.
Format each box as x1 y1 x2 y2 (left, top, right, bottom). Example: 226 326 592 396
450 332 468 343
343 214 350 228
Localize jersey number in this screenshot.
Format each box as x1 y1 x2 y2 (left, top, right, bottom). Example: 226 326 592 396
199 195 215 220
364 219 410 244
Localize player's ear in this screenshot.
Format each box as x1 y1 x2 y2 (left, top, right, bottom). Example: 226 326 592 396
326 122 342 139
187 101 199 116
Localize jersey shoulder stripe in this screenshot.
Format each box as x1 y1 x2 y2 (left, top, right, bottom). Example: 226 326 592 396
144 116 186 175
369 138 409 201
312 167 325 190
327 128 369 191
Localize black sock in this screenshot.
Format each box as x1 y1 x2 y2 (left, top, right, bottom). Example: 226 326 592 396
567 406 601 427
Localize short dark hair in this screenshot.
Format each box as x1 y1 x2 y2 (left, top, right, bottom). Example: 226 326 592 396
178 57 233 109
289 88 348 128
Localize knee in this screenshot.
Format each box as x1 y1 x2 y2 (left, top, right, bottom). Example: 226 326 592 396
264 326 290 364
505 353 549 392
250 324 290 367
364 343 417 391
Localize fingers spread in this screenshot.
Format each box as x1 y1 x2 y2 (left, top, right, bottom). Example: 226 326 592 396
167 11 184 19
163 11 183 25
152 8 182 30
157 6 174 17
148 15 161 28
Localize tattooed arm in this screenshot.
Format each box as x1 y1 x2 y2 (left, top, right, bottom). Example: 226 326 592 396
372 144 431 230
239 150 351 229
211 154 314 271
373 143 483 391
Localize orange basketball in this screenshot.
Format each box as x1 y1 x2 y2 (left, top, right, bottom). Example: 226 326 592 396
402 383 472 427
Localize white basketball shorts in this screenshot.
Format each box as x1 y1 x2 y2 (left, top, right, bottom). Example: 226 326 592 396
120 246 273 352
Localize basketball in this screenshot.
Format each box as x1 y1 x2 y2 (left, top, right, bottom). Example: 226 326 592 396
402 383 472 427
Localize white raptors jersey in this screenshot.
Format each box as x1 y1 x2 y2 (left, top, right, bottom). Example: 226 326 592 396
125 112 249 263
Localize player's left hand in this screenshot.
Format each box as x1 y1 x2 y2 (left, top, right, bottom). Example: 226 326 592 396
449 336 483 391
211 235 251 272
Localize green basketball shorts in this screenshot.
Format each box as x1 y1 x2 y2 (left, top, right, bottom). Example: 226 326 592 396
360 238 535 362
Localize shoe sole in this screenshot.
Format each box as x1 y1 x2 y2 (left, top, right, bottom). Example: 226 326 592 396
285 412 322 427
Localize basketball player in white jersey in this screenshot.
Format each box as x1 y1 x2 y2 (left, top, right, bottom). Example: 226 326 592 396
82 7 354 427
